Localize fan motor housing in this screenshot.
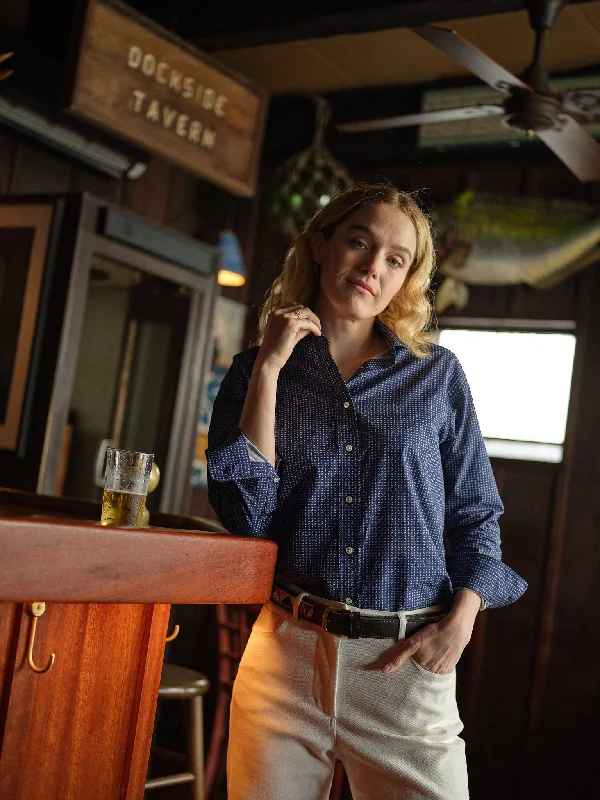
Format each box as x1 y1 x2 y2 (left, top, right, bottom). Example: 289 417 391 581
503 90 563 133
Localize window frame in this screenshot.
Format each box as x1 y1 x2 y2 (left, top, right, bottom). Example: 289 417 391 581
434 317 577 465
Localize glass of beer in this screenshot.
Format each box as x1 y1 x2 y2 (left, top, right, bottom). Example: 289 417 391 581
100 448 154 527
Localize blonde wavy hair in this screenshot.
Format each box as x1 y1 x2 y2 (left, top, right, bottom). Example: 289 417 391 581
258 183 436 358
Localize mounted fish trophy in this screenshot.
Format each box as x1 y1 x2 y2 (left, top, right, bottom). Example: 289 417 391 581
432 191 600 312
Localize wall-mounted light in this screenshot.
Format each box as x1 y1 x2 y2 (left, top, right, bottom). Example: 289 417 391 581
217 230 245 287
0 94 148 179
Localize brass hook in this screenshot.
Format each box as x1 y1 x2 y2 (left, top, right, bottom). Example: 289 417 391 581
165 624 180 642
27 602 55 674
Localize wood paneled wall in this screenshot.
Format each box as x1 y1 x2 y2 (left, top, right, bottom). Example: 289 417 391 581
0 128 257 284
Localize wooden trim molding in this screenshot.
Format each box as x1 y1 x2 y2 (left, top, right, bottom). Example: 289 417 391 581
0 517 277 604
0 204 55 451
524 267 593 737
120 603 171 799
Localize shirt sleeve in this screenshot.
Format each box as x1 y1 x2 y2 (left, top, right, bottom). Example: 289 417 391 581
440 358 528 609
206 356 280 537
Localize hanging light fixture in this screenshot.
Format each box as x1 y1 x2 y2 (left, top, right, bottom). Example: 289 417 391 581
216 230 246 287
271 95 353 239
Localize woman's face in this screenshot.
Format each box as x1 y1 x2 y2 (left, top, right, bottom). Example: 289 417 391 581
312 203 417 322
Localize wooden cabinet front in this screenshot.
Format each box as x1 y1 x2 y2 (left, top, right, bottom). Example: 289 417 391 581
0 493 277 798
0 602 170 800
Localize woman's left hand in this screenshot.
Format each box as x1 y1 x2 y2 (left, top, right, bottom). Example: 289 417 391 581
380 588 481 675
380 616 471 675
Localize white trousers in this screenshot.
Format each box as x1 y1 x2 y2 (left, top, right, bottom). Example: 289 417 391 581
227 601 469 800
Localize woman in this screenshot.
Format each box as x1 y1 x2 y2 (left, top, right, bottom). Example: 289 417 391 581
207 184 527 800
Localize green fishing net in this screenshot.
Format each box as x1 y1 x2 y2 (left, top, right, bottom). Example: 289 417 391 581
271 96 353 239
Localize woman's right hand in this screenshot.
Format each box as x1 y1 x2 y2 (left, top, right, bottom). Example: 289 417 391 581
257 304 322 372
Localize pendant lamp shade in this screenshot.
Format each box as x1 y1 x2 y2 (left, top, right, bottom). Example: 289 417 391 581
217 230 245 287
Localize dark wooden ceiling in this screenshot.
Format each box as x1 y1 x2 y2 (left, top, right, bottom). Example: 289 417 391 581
125 0 596 51
12 1 600 95
119 1 600 97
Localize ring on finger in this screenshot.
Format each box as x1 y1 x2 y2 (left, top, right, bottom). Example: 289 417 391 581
294 308 302 319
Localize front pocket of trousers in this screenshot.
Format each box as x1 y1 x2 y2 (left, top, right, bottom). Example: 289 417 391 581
409 656 455 678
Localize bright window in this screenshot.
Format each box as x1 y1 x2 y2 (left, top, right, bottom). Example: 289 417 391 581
438 328 576 462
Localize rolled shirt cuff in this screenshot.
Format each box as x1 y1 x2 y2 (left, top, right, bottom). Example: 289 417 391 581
206 429 279 482
448 552 528 609
243 435 271 464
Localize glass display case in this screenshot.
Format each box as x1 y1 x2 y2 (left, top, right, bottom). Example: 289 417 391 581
0 195 218 514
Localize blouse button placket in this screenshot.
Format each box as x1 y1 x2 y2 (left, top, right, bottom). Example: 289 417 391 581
339 392 359 603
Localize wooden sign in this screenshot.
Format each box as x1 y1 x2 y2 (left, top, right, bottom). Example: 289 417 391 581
64 0 267 197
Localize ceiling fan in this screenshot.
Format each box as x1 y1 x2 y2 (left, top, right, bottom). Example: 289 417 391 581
336 0 600 182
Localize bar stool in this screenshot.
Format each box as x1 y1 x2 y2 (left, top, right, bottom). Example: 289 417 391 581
145 663 210 800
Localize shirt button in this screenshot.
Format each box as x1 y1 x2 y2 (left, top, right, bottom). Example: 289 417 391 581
273 476 280 483
345 546 354 554
345 444 353 452
345 495 353 504
343 401 350 409
345 598 353 605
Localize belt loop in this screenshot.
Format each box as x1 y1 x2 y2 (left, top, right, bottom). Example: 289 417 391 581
396 612 408 641
347 611 361 639
292 590 309 620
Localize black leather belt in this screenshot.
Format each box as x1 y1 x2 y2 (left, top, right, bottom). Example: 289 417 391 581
270 585 446 640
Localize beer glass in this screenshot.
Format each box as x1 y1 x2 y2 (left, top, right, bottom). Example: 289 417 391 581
100 448 154 527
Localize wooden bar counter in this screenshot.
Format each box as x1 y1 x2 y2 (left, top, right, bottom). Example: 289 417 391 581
0 489 277 800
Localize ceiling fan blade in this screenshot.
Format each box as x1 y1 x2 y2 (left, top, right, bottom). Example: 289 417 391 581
336 104 504 133
537 116 600 182
412 26 531 94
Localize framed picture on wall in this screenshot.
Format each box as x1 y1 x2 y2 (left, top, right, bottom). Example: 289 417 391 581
0 204 56 451
191 296 248 488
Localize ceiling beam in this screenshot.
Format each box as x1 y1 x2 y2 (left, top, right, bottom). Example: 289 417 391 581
147 0 599 52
